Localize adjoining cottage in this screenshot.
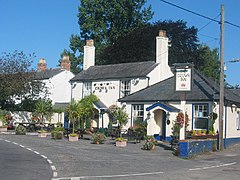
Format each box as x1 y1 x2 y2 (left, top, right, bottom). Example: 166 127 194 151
11 56 75 124
70 30 173 128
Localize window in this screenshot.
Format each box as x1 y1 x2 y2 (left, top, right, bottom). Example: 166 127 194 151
193 104 209 129
121 80 131 97
237 112 240 130
83 82 92 97
132 104 144 122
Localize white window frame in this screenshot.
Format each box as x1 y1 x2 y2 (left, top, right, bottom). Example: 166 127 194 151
83 82 92 97
132 104 144 123
121 80 131 97
193 103 209 130
237 111 240 130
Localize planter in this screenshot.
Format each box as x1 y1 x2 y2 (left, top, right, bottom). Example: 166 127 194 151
0 127 7 132
51 131 63 139
191 135 217 139
38 132 47 138
69 135 78 142
116 140 127 147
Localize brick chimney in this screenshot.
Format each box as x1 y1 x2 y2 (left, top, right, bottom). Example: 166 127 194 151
83 40 95 70
37 58 47 71
61 55 71 71
156 30 173 80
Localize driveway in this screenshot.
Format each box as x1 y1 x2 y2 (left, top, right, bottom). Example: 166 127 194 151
1 134 240 180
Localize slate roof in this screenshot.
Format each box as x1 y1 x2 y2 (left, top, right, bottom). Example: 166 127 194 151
71 61 158 81
229 89 240 97
34 68 64 80
119 69 240 106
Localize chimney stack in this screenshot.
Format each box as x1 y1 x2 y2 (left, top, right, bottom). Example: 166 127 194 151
83 39 95 70
37 58 47 71
61 55 71 71
156 30 173 80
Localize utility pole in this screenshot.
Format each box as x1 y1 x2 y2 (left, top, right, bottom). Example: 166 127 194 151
219 4 224 150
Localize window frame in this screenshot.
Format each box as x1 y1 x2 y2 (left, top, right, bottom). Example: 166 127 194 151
192 103 209 130
121 80 131 97
237 111 240 130
83 82 92 97
132 104 144 124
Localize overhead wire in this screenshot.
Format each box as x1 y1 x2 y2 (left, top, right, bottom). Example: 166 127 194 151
159 0 240 29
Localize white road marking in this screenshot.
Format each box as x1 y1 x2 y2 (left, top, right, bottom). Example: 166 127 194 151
19 145 25 148
53 171 58 177
13 142 19 145
34 151 40 155
51 166 56 171
53 172 164 179
47 159 53 164
5 140 10 142
41 155 48 159
189 162 237 171
26 148 32 151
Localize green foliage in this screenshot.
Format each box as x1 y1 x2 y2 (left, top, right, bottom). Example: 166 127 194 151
51 131 63 139
142 136 157 150
107 105 128 137
209 112 217 132
92 132 106 144
53 127 64 132
34 99 53 128
16 125 27 135
66 100 81 134
0 51 47 110
66 0 153 73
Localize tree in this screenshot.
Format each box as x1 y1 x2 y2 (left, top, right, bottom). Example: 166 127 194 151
108 105 128 137
0 51 47 111
66 100 81 134
65 0 153 73
197 45 220 83
102 20 199 65
34 99 52 130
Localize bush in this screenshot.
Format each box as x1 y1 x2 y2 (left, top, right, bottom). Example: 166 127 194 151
16 125 26 135
51 131 63 139
142 136 157 150
92 132 106 144
53 127 64 132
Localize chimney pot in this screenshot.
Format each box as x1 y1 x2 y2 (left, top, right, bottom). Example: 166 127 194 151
86 39 94 46
159 30 166 37
37 58 47 71
61 55 71 71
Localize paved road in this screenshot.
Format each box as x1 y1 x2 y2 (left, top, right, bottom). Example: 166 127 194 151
1 134 240 180
0 138 52 180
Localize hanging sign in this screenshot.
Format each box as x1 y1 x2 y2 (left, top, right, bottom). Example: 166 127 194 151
175 68 192 91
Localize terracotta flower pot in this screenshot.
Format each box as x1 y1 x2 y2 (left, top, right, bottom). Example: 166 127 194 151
0 127 7 132
38 132 47 138
69 135 78 142
116 140 127 147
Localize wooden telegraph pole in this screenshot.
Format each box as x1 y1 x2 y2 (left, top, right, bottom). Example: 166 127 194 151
219 4 224 150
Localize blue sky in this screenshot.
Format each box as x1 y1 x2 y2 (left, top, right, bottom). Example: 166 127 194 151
0 0 239 85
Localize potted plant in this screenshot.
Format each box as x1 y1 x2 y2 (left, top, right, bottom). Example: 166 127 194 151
16 125 27 135
66 100 81 142
142 136 157 150
92 132 106 144
38 129 48 137
0 112 9 132
115 137 127 147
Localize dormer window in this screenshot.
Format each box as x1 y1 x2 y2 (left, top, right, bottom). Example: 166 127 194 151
83 82 92 97
121 80 131 97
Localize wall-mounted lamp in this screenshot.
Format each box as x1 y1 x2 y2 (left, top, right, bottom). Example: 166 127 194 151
231 104 237 112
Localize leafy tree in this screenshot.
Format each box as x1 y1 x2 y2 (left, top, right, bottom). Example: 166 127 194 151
102 20 199 65
197 45 220 82
34 99 52 130
65 0 153 73
0 51 47 111
78 94 98 129
108 105 128 137
66 100 81 134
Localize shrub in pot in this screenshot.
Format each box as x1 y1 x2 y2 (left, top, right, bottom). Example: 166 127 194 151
38 130 48 137
51 127 64 139
16 125 26 135
92 132 106 144
115 137 127 147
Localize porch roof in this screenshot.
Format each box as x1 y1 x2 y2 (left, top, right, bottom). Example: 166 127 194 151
146 102 180 112
93 100 108 110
